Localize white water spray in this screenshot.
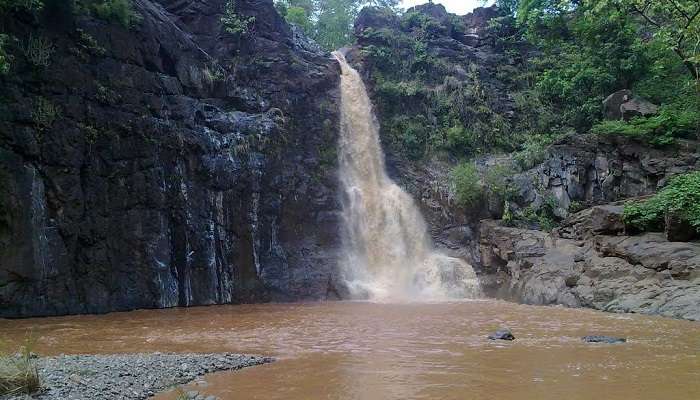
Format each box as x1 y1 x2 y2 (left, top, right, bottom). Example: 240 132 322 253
333 51 480 301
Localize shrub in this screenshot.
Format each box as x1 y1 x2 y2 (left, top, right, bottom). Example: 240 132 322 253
89 0 141 28
383 115 431 159
513 134 557 171
0 338 40 396
23 33 54 68
483 164 516 203
623 171 700 233
222 0 255 36
591 103 700 146
0 0 43 13
450 162 482 208
508 195 559 231
0 34 9 75
32 97 59 131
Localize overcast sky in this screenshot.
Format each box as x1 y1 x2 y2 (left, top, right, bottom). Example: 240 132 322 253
400 0 494 15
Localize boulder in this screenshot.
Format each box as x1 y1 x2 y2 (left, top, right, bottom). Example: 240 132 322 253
602 89 658 121
621 97 659 121
603 89 633 120
582 335 626 344
354 6 400 37
665 213 699 242
488 329 515 341
559 205 625 239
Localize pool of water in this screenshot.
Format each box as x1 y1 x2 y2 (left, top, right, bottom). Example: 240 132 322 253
1 300 698 400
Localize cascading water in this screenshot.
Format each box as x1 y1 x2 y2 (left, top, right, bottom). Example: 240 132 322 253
333 51 480 301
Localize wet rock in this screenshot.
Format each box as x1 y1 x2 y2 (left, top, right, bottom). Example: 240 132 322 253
582 335 626 344
665 213 699 242
0 0 343 317
488 329 515 341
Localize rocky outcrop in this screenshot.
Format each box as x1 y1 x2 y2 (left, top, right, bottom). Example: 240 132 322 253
0 0 342 317
479 208 700 321
510 134 700 217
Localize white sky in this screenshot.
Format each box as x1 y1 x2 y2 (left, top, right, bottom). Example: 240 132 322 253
400 0 494 15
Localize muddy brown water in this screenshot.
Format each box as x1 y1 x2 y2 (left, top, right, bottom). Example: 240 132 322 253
0 301 698 400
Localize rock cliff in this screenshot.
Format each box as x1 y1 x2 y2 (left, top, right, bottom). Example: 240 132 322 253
0 0 342 317
479 208 700 320
352 4 700 320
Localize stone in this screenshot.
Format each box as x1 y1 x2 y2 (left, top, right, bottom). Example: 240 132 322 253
603 90 633 120
621 97 659 121
603 89 659 121
559 205 625 239
665 213 698 242
488 329 515 341
582 335 626 344
479 218 700 321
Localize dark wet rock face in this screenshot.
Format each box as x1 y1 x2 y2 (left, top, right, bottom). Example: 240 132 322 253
582 335 626 344
0 0 342 317
488 328 515 341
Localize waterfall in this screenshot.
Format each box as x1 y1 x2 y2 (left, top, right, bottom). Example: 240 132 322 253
333 52 480 301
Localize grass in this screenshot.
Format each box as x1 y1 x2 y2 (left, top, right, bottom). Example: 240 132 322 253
0 337 41 396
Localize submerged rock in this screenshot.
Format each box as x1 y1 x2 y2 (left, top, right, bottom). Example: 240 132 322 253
488 329 515 341
582 335 626 344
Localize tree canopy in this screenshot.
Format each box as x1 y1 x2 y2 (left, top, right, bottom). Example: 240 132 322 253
275 0 400 50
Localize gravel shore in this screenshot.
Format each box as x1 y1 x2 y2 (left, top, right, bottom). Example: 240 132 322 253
4 353 271 400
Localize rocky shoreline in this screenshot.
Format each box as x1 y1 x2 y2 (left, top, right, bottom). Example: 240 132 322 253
479 205 700 321
4 353 271 400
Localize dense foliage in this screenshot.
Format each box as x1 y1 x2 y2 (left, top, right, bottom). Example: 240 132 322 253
274 0 399 50
450 162 482 208
506 0 700 142
352 0 699 165
623 171 700 233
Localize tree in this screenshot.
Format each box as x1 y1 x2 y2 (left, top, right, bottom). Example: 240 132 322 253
274 0 400 50
621 0 700 80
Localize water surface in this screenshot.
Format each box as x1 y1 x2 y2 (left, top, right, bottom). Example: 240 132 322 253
0 301 698 399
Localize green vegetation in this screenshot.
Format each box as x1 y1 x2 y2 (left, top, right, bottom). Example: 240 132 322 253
22 33 53 68
349 0 699 167
274 0 399 50
90 0 141 28
623 171 700 233
509 196 559 232
222 0 255 36
450 162 482 208
0 34 9 74
0 338 40 396
32 96 59 131
591 99 700 146
499 0 699 140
